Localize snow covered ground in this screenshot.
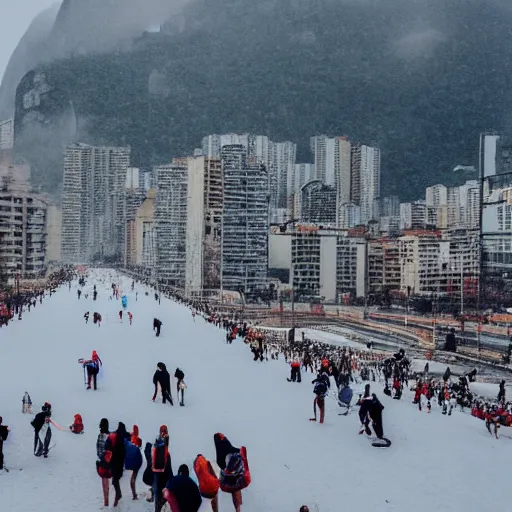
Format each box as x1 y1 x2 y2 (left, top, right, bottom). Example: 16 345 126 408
1 270 512 512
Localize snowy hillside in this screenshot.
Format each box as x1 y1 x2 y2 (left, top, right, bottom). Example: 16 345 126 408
1 270 511 512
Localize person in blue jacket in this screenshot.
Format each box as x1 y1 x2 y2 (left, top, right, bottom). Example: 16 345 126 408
125 436 143 500
164 464 202 512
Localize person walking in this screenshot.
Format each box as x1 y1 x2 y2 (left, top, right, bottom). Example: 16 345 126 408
152 363 174 406
96 418 112 507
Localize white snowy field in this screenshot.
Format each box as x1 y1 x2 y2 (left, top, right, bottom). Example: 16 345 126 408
1 270 512 512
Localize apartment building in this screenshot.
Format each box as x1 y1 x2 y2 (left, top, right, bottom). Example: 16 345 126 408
61 143 130 263
221 145 269 293
185 157 223 297
336 236 367 300
154 163 188 288
0 163 48 282
300 180 337 226
268 227 340 302
367 238 401 294
0 118 14 150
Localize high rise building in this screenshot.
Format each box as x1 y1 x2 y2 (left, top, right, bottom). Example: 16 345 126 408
221 144 269 293
338 202 361 229
350 144 362 205
479 132 512 304
359 145 381 224
0 162 49 282
400 201 427 230
300 180 337 226
185 157 223 297
0 118 14 150
154 163 188 288
426 184 448 208
61 143 91 263
335 137 352 207
61 143 131 264
274 141 297 208
293 163 315 194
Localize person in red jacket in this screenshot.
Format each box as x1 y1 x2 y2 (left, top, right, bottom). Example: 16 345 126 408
69 414 84 434
287 361 302 383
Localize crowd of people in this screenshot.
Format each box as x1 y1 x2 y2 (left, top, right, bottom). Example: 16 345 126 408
1 268 510 512
0 266 76 327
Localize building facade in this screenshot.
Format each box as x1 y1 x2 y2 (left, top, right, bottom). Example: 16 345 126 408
61 143 131 263
185 157 223 297
221 145 269 293
155 163 188 288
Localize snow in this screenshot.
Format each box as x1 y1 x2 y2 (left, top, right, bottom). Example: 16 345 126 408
1 270 512 512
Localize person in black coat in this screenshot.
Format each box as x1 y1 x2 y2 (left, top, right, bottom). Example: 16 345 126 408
0 416 9 470
154 318 162 337
31 402 53 458
359 393 385 439
109 422 128 506
152 363 174 405
164 464 202 512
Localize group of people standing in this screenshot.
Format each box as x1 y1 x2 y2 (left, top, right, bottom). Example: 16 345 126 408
95 419 251 512
152 363 186 407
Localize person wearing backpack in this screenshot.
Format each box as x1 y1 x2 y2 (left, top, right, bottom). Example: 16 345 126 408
96 418 112 507
124 427 143 500
214 433 251 512
174 368 185 406
194 454 220 512
0 416 10 470
310 372 330 424
152 425 173 512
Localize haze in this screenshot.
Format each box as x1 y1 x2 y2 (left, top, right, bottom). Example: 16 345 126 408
0 0 60 80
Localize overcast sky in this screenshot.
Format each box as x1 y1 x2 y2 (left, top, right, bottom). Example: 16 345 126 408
0 0 60 79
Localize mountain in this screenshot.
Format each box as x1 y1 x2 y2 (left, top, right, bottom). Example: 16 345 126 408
6 0 512 198
0 3 60 118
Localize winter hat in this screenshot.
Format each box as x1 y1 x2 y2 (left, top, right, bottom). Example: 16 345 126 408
42 402 52 413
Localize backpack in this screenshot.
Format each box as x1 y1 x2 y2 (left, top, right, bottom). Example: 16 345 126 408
314 381 328 396
219 447 251 494
152 437 169 473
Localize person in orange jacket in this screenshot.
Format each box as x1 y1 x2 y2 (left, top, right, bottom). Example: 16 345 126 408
194 454 220 512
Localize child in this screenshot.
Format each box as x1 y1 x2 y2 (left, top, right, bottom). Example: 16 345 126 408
128 312 133 325
22 392 32 414
69 414 84 434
